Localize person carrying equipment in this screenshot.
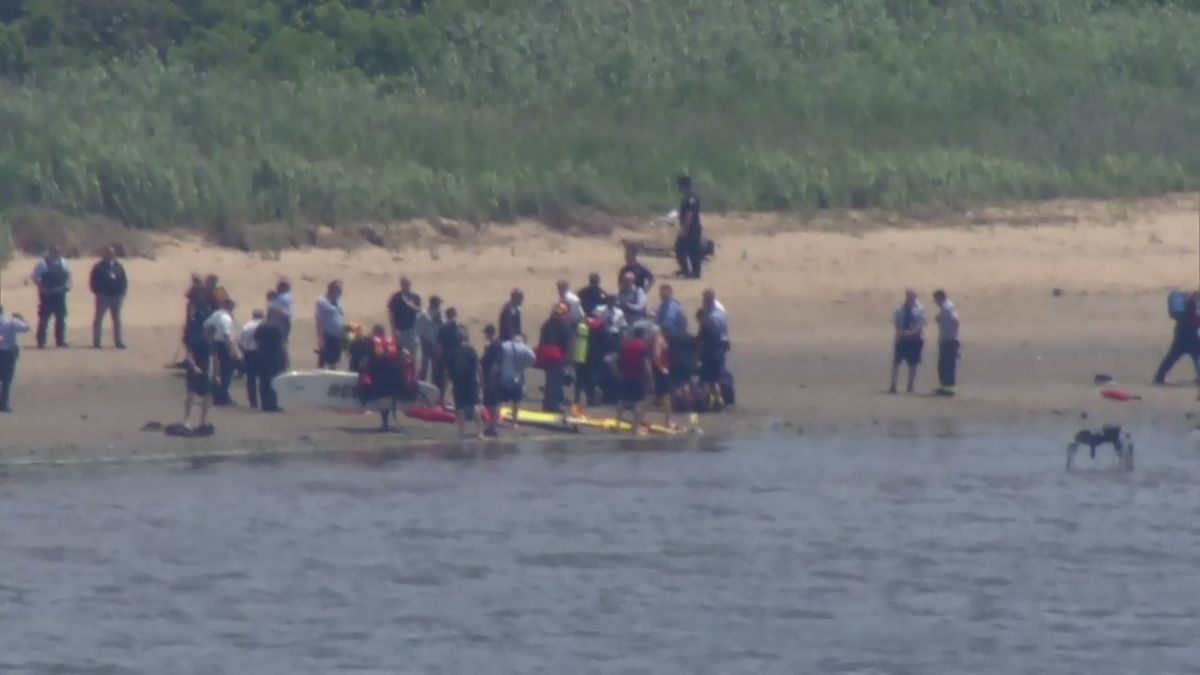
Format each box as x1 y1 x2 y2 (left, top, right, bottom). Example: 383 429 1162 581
1154 289 1200 385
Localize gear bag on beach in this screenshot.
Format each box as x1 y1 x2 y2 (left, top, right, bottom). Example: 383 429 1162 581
1168 290 1189 320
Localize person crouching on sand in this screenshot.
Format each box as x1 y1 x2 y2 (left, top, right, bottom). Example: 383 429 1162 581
889 289 927 395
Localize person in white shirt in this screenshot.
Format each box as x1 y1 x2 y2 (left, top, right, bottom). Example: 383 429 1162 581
239 309 265 409
616 272 648 322
556 280 584 325
932 290 960 397
204 299 237 406
889 289 927 395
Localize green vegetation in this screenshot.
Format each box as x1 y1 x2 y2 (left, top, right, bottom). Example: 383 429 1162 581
0 0 1197 241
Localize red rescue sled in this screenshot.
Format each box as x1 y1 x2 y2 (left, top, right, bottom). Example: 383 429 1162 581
405 406 494 424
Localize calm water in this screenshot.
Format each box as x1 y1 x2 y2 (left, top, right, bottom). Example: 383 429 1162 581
2 432 1200 675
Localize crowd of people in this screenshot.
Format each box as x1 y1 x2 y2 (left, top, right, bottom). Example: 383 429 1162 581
2 175 1199 433
162 244 735 438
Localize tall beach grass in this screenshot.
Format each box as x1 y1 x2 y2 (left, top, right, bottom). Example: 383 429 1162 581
0 0 1196 241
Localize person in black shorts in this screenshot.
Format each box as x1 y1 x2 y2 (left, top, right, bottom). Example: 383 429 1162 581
449 326 484 439
889 289 927 395
181 333 213 433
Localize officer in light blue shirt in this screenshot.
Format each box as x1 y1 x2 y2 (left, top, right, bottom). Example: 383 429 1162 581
315 280 346 369
31 245 72 348
0 305 31 412
655 284 688 339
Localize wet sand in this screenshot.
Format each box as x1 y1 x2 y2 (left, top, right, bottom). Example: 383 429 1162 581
1 194 1197 464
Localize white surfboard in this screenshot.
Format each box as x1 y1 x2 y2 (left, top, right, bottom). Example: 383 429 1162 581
272 370 436 412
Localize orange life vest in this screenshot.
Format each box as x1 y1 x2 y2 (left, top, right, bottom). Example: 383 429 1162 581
371 335 400 360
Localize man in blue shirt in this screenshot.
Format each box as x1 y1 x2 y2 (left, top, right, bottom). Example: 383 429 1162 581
31 245 71 349
315 280 346 369
655 284 688 340
0 306 31 412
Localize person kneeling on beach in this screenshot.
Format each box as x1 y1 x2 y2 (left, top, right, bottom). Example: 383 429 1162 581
889 289 927 395
615 324 653 435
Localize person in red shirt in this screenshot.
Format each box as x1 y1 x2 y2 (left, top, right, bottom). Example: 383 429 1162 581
615 324 653 435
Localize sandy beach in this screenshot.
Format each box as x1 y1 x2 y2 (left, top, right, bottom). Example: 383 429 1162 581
0 194 1197 465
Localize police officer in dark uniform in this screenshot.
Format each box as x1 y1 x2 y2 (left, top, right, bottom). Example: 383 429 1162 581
675 175 704 279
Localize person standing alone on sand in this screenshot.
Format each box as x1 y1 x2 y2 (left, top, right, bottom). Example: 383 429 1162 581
889 289 927 395
932 290 960 397
315 281 346 369
32 245 71 349
388 276 422 358
89 245 127 349
0 306 31 412
240 309 264 409
675 175 704 279
499 289 524 341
